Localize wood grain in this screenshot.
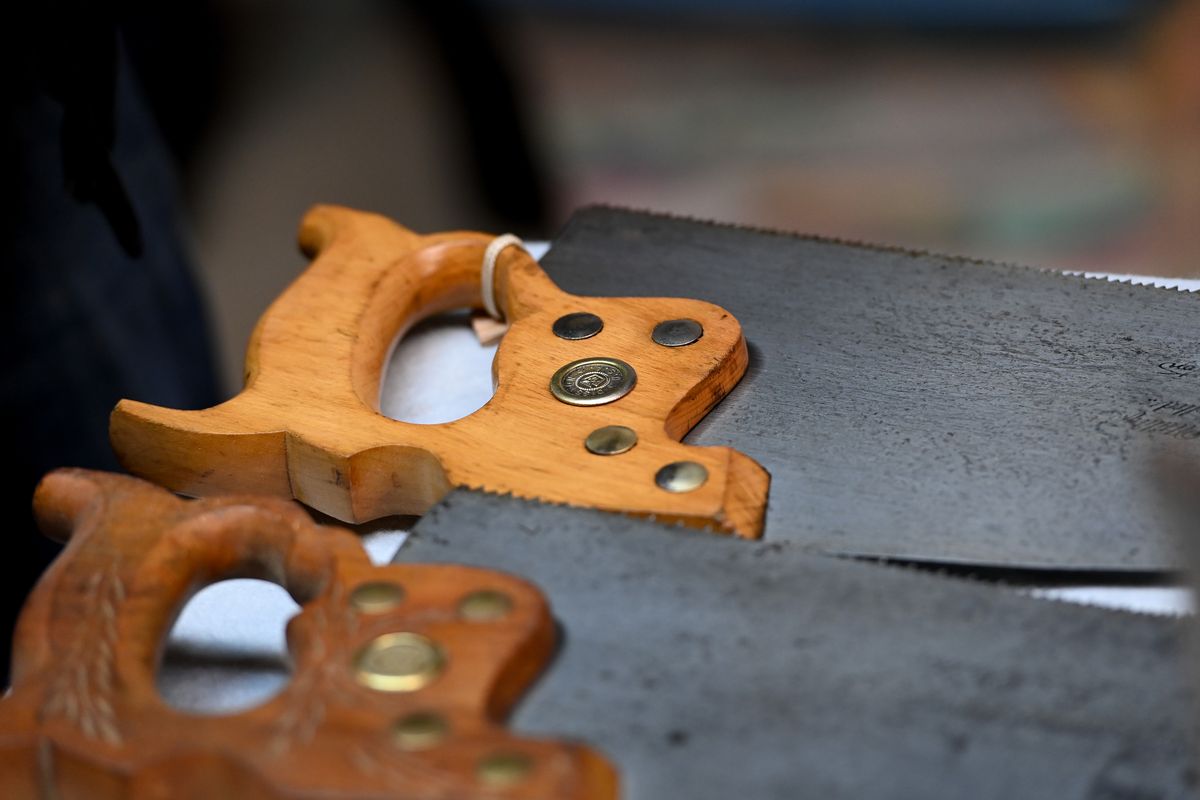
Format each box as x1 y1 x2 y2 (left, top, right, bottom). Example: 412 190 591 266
111 206 768 538
0 469 616 799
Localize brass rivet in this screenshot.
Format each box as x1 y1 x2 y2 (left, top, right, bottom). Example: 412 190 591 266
655 461 709 493
349 581 405 614
458 590 513 622
478 752 533 787
552 312 604 340
354 632 444 692
652 318 703 347
392 711 449 751
550 357 636 406
585 425 638 455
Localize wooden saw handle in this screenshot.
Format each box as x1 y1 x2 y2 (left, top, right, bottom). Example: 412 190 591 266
110 206 768 538
0 469 616 799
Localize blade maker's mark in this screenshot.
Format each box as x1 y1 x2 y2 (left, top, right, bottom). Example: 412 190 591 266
1157 360 1197 377
1123 399 1200 441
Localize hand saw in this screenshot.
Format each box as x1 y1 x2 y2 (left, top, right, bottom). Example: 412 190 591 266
110 205 1199 571
4 470 1192 799
110 205 768 540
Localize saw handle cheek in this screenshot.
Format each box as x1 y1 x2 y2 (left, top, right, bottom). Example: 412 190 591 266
110 205 494 507
110 205 769 537
0 469 617 799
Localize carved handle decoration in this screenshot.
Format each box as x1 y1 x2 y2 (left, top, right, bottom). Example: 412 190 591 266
109 205 768 538
0 469 616 799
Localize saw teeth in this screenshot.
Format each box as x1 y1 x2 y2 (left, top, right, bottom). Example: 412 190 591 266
584 204 1197 297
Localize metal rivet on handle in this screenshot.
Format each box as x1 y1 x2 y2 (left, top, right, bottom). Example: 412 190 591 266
550 357 636 406
458 590 513 622
655 461 709 493
552 312 604 340
354 632 444 692
392 711 449 751
349 581 405 614
652 318 703 347
585 425 638 455
478 752 533 787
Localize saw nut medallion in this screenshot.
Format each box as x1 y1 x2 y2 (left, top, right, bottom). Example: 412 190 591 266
0 469 616 799
110 205 769 537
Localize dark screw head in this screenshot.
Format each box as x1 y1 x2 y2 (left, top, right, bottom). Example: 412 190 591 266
553 312 604 340
652 319 703 347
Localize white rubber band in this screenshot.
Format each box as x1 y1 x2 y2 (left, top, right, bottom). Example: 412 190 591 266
481 233 526 320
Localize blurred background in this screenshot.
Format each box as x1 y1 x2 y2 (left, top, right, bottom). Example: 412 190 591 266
172 0 1200 389
3 0 1200 676
97 0 1200 390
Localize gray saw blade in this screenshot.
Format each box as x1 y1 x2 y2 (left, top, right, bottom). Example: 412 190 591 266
539 207 1200 571
398 490 1196 800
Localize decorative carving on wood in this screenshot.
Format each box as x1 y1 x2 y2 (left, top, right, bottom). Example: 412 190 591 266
0 469 616 798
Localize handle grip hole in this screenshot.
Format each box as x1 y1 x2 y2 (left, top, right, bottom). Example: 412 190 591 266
157 578 300 715
380 309 497 424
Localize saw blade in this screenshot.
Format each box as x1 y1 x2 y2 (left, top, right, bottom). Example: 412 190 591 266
397 490 1195 800
538 207 1200 570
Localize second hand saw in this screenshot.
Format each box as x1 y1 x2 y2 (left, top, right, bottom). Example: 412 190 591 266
111 205 1200 572
4 469 1192 799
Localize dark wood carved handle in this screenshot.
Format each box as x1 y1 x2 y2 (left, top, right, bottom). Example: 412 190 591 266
0 469 616 799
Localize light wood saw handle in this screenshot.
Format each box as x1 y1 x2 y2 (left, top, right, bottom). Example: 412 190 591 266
110 205 768 538
0 469 616 799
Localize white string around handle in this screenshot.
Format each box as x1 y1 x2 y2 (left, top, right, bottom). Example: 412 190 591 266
481 233 526 321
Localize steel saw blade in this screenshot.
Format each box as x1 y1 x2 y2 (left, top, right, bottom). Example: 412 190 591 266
539 207 1200 571
398 490 1196 800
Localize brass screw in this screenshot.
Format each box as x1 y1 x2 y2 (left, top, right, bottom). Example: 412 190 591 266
392 711 449 751
458 590 513 622
349 581 405 614
655 461 709 493
354 632 444 692
478 752 533 787
585 425 638 456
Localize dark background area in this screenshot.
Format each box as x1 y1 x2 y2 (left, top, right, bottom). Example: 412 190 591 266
3 0 1198 680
